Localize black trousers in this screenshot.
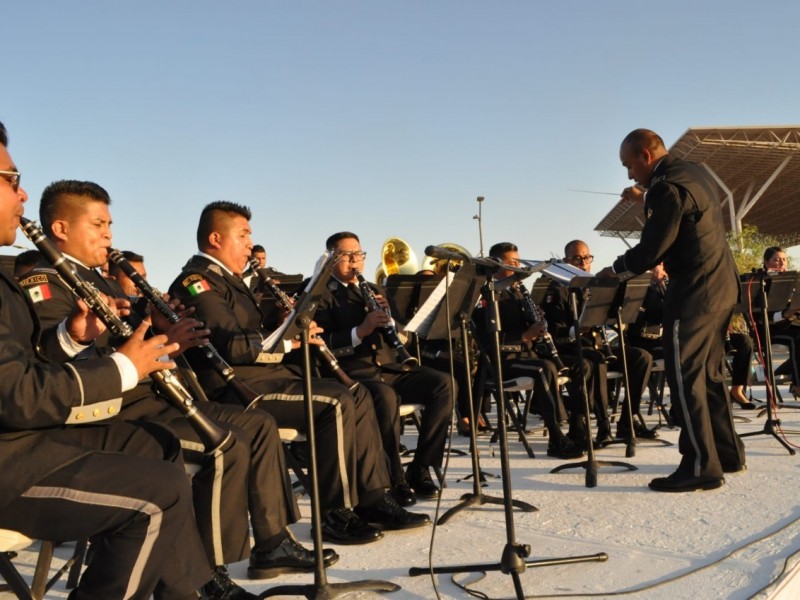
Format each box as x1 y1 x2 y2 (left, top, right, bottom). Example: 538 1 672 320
167 403 300 562
664 309 746 477
361 365 455 469
502 355 566 438
235 365 390 510
0 423 209 600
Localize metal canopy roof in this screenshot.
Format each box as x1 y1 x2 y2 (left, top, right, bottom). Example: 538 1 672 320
594 126 800 246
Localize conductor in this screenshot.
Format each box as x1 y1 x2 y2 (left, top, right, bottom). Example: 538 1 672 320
597 128 746 492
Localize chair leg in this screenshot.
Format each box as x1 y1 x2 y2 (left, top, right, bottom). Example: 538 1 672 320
0 552 34 599
66 538 90 590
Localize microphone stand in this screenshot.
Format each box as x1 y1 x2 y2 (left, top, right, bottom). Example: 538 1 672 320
410 259 607 599
261 256 399 599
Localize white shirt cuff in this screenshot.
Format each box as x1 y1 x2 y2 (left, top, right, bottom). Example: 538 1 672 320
57 320 93 358
110 352 140 392
351 327 362 347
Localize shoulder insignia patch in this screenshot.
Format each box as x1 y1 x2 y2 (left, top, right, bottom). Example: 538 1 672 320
26 282 53 303
19 273 50 287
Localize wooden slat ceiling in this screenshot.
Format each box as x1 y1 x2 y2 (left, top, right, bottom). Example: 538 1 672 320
594 126 800 246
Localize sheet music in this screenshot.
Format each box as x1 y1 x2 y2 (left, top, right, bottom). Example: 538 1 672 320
404 271 454 336
520 260 591 285
263 251 331 351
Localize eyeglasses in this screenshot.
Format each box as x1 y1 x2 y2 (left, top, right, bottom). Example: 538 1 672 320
339 251 367 262
0 170 21 193
568 254 594 264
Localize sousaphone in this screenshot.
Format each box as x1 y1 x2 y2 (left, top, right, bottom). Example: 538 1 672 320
375 237 419 284
420 242 472 276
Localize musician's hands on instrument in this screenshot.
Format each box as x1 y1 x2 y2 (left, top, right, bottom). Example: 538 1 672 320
66 294 130 344
118 321 179 379
596 266 617 278
290 322 325 349
356 309 392 339
163 317 210 357
522 323 547 344
373 293 391 312
621 185 644 204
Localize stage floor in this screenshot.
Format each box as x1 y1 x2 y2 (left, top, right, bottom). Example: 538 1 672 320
8 382 800 599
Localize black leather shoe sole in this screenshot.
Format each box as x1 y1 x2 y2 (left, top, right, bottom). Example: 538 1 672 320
649 475 724 492
247 552 339 579
355 508 431 531
316 525 383 545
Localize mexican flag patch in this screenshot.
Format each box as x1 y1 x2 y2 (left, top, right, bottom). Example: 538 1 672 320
27 283 52 303
187 279 211 296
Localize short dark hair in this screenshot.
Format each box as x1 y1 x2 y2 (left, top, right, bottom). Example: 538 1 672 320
197 200 252 250
764 246 785 262
39 180 111 237
326 231 360 251
0 121 8 147
252 244 266 254
564 239 586 257
488 242 517 258
14 250 41 278
621 129 666 154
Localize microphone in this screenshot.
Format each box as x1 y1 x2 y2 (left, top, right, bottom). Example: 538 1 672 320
424 245 470 262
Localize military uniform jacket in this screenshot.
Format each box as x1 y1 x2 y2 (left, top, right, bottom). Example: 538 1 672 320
19 259 170 419
612 154 739 320
313 279 404 377
473 285 535 356
0 268 123 507
168 255 292 398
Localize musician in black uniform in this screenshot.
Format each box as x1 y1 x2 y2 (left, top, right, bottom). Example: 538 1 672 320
473 243 583 459
313 231 455 500
22 181 339 587
541 240 655 444
758 246 800 393
597 128 745 492
169 202 429 543
0 121 219 600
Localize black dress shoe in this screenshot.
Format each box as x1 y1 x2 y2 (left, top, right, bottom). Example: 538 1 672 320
648 472 724 493
406 464 440 499
318 508 383 545
617 421 660 440
547 436 584 459
595 422 613 448
201 566 258 599
392 481 417 507
247 535 339 579
355 492 431 530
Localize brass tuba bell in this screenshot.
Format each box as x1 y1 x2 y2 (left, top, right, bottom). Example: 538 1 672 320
375 237 419 284
420 242 472 276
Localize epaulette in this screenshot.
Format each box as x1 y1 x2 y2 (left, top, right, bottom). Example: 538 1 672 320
207 263 224 277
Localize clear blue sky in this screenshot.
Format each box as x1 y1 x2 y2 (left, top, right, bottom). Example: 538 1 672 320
5 1 799 288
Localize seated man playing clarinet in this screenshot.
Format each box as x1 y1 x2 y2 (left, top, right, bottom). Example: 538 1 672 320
169 202 429 545
20 180 337 590
312 231 455 502
472 242 583 459
540 239 656 445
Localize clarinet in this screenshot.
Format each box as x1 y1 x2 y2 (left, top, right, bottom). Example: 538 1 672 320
353 268 418 370
20 218 231 453
593 325 617 363
248 258 358 390
516 281 568 374
107 249 264 409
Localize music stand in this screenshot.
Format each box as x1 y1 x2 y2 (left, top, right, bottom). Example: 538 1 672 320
549 276 637 487
738 271 799 456
601 274 672 457
402 262 536 524
261 254 399 599
409 257 607 600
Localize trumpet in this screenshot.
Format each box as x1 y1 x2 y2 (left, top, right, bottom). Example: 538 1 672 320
248 257 358 390
107 248 264 409
20 217 232 454
353 268 418 370
516 280 568 374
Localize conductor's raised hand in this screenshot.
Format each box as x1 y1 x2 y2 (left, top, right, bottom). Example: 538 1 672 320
118 321 179 380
